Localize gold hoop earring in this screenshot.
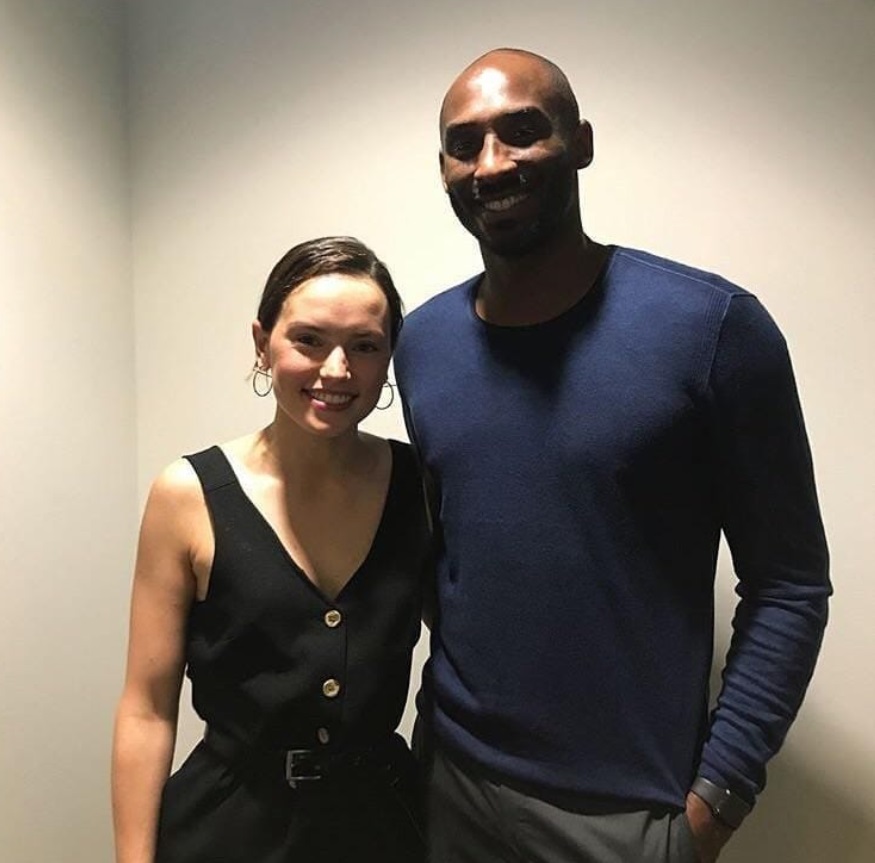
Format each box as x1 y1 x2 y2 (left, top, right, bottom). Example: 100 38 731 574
376 381 395 411
252 366 273 397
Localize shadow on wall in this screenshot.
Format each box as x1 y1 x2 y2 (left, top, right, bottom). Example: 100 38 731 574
708 613 874 862
722 753 875 863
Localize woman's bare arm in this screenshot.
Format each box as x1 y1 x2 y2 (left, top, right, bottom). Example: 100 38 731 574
111 461 204 863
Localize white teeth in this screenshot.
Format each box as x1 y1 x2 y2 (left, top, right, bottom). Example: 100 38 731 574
309 390 354 405
482 193 528 212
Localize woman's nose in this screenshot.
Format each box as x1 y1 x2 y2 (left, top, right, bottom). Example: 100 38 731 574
320 346 351 379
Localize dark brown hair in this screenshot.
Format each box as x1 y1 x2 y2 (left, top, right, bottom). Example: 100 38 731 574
257 236 403 347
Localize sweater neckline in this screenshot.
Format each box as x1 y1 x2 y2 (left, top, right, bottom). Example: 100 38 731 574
466 244 618 334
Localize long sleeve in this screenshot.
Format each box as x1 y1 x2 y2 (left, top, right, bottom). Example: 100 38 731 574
698 293 831 803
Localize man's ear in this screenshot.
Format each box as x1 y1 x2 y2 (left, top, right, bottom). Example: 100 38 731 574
252 319 269 369
439 151 449 192
573 120 594 170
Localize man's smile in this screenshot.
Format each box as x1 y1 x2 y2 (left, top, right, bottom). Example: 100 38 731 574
480 192 530 212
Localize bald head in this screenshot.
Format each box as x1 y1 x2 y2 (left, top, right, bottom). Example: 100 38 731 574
436 48 592 259
440 48 580 137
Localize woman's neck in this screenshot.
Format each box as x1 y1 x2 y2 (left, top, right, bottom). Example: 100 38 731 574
250 419 378 489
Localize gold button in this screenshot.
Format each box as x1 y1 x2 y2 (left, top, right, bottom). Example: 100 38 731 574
322 678 341 698
324 609 342 628
317 727 330 745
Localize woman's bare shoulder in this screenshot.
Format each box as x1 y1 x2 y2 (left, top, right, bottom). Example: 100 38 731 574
149 457 202 504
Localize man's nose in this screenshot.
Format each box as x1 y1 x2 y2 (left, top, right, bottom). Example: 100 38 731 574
321 346 350 379
474 133 515 181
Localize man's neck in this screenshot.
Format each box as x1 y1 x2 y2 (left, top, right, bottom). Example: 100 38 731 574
476 232 609 327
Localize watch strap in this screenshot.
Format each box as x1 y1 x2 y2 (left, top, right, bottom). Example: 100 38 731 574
691 776 752 829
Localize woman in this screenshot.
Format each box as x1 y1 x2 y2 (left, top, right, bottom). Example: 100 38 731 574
112 237 429 863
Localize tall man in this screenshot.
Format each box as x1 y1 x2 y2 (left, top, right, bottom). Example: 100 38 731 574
394 49 830 863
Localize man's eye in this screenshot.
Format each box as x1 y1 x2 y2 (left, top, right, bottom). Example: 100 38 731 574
496 112 551 147
447 137 480 160
507 127 538 146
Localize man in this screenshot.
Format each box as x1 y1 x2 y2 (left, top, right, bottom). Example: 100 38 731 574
394 48 830 863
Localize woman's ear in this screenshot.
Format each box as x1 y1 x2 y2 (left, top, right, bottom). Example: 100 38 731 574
252 319 269 370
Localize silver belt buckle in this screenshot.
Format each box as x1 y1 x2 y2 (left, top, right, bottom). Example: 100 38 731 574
284 749 323 789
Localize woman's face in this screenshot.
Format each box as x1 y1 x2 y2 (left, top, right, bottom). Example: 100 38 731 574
254 274 392 439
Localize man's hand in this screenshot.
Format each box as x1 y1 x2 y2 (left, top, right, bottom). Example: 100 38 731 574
685 790 735 863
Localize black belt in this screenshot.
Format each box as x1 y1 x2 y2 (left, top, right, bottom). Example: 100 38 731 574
203 727 404 790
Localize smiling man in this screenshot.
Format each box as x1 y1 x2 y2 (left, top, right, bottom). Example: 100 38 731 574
394 49 831 863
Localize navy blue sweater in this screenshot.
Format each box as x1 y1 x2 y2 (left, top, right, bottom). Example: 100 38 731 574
395 247 830 810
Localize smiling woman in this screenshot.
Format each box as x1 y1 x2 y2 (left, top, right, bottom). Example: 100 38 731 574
111 237 430 863
254 272 394 438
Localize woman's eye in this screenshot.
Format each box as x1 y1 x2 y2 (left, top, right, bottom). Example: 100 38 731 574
353 341 380 354
294 333 321 347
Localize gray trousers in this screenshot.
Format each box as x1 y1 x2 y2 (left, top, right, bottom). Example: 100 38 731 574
426 748 698 863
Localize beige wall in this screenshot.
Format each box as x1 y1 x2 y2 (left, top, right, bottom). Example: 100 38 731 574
0 1 134 860
2 0 873 860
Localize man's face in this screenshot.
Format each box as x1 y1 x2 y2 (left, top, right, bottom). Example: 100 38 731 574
439 59 590 257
